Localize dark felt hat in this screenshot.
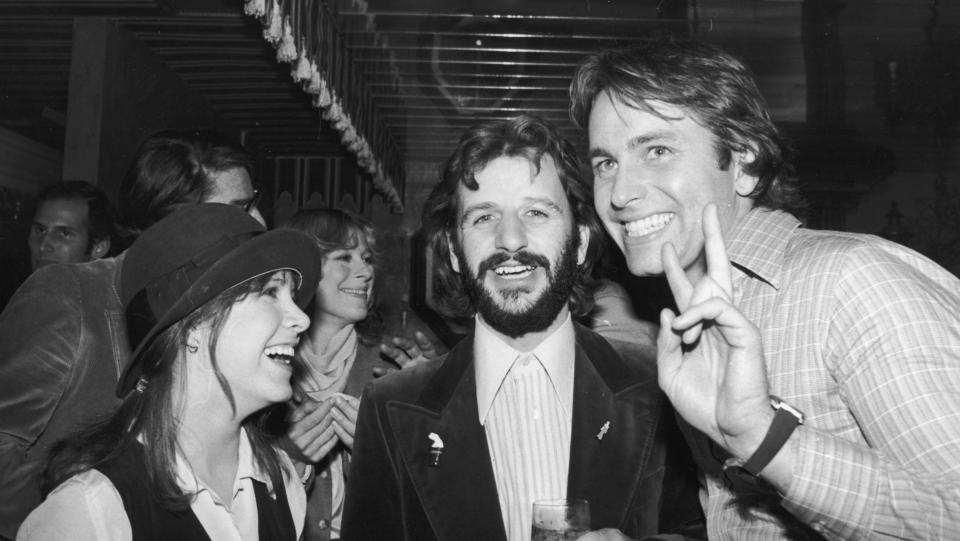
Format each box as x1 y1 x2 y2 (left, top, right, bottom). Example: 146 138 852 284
117 203 320 397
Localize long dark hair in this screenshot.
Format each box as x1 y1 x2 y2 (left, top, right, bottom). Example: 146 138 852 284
421 114 603 320
43 273 290 510
570 39 805 216
283 207 384 343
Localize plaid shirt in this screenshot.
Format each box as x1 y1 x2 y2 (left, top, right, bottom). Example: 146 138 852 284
692 208 960 540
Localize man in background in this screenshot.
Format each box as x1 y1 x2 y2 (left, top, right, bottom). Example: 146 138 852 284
0 129 264 539
27 180 115 272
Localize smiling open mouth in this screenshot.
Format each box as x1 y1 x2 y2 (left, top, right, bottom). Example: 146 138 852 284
264 345 295 365
625 212 675 237
493 264 535 279
340 287 368 298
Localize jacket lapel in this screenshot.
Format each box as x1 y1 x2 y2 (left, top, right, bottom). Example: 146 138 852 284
386 335 507 541
566 326 662 529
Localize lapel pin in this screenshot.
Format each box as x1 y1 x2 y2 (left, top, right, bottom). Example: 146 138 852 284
596 420 610 441
428 432 444 467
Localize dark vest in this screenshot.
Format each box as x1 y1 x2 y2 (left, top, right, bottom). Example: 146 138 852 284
96 443 297 541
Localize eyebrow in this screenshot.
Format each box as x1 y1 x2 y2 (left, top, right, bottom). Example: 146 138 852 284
589 130 679 160
460 197 564 221
32 222 80 232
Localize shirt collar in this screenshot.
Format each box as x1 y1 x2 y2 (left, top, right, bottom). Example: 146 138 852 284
474 313 576 424
172 426 275 502
726 207 801 291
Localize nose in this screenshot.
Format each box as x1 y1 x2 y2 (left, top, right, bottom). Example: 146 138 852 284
352 257 373 280
39 233 54 254
494 213 527 253
286 301 310 334
609 163 649 210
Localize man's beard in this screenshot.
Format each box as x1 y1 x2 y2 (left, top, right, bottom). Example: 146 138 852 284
455 231 580 338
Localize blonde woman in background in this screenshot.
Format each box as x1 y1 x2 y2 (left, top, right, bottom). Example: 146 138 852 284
283 208 424 541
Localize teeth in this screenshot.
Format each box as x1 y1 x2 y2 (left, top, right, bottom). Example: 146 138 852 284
265 345 295 364
624 213 674 237
494 265 534 277
341 288 367 296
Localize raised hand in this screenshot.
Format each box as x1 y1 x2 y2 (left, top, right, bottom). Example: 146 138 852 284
330 393 360 450
657 204 772 456
375 331 440 377
287 397 341 462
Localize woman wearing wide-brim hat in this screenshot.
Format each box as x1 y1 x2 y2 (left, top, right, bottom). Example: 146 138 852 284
18 203 322 541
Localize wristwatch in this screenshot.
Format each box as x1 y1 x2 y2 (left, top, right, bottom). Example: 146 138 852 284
722 395 804 485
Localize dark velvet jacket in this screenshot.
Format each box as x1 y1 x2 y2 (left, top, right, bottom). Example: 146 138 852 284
341 323 703 541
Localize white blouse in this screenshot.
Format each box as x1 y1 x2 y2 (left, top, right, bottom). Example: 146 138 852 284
17 429 306 541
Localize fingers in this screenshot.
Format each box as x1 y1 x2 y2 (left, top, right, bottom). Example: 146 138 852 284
331 394 359 450
379 332 440 371
662 242 694 312
656 308 683 389
288 398 334 439
380 335 420 368
670 296 760 350
702 204 733 295
289 397 322 424
304 431 340 462
331 410 357 450
291 420 338 462
663 242 701 340
372 366 399 378
333 393 360 416
413 331 440 361
287 399 340 461
379 341 411 368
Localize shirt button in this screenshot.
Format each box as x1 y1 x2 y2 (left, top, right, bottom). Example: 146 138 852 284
318 520 329 529
319 470 329 479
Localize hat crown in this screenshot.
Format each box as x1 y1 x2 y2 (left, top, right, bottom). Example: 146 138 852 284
121 203 265 312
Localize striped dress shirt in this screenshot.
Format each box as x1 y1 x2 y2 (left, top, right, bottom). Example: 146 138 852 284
475 315 575 541
693 208 960 540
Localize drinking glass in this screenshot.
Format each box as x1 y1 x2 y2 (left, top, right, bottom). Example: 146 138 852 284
531 498 590 541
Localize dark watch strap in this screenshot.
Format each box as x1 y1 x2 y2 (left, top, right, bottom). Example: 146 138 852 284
740 395 804 476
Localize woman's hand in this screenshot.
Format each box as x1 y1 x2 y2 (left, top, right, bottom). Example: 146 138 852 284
330 393 360 450
287 397 340 462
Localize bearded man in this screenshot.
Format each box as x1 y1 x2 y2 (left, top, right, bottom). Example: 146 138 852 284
341 115 704 541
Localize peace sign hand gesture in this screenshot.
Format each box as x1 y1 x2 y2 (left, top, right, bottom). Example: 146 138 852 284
656 204 774 458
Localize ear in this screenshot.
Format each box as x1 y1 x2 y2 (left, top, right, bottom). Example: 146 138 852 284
733 147 759 197
446 232 461 273
576 224 590 266
90 238 110 260
185 326 204 356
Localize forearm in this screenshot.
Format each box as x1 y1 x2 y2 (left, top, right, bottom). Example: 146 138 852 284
779 425 960 540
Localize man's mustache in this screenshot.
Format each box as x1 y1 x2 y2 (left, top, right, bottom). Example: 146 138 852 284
478 251 550 275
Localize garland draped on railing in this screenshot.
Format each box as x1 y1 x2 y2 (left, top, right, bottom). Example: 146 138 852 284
244 0 404 213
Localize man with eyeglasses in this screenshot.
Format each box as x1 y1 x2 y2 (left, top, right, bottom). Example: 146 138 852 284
0 129 264 539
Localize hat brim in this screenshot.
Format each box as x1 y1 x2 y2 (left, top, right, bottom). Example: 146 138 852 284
117 228 320 397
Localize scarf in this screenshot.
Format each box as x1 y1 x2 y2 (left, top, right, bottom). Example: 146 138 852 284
296 324 358 401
